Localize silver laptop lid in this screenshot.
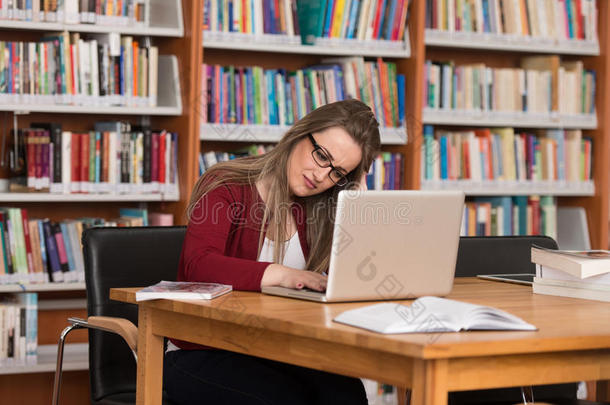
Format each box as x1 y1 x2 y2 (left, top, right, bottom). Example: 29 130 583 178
325 190 465 302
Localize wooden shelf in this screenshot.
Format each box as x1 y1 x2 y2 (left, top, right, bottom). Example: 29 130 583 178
200 123 408 145
203 30 411 58
0 0 184 37
421 180 595 196
0 282 85 293
425 29 600 55
422 108 597 129
0 343 88 375
0 193 180 202
0 55 182 115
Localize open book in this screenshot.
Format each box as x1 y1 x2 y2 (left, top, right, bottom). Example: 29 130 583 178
333 296 536 334
136 281 232 301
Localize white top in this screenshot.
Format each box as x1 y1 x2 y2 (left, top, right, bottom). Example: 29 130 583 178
166 231 307 353
257 231 307 270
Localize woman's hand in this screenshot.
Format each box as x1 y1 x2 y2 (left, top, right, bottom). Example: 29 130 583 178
261 264 327 291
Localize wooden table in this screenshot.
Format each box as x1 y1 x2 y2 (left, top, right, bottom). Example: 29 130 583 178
110 278 610 405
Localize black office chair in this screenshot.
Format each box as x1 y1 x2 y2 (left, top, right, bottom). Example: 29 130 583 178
448 235 605 405
52 226 186 405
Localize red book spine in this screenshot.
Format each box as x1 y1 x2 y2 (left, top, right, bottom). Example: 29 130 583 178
34 130 42 189
26 130 35 190
71 133 80 191
372 0 384 39
80 132 90 193
159 131 166 184
391 0 404 41
20 209 34 275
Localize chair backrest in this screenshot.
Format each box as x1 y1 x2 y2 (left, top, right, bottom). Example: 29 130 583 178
82 226 186 403
455 235 558 277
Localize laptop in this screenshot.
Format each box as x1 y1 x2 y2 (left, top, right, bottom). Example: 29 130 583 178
262 190 465 302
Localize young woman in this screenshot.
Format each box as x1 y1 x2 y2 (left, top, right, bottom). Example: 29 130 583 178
163 99 381 405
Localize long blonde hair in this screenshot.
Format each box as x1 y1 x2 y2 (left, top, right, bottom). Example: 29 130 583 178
188 99 381 273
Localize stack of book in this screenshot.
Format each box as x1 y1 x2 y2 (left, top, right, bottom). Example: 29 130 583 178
531 245 610 302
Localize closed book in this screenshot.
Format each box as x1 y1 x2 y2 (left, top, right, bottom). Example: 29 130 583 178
136 281 232 301
333 296 536 333
533 279 610 303
297 0 328 44
537 265 610 288
531 246 610 279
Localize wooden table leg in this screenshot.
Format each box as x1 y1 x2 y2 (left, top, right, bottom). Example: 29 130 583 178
409 359 449 405
136 306 164 405
597 380 610 402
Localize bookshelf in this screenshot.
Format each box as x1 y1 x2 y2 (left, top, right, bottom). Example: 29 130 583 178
0 0 203 403
404 0 610 251
0 343 88 375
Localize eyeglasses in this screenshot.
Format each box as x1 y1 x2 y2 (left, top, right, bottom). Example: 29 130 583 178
307 134 349 186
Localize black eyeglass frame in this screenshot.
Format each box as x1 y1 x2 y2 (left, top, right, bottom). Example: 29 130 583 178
307 134 349 186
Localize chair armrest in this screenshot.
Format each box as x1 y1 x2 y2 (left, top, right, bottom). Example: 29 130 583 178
69 316 138 352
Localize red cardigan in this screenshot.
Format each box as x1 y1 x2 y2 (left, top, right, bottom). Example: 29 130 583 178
173 182 310 350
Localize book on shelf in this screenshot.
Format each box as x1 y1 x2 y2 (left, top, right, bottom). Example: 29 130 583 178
199 146 404 190
0 207 173 285
531 245 610 279
0 293 37 366
7 122 179 195
460 196 556 239
421 126 592 184
202 0 410 44
425 0 598 43
333 296 536 334
424 56 596 115
0 34 159 108
0 0 148 26
135 281 233 301
202 57 406 129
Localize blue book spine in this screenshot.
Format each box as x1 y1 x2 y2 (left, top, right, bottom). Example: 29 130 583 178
227 0 230 32
346 0 360 39
333 65 344 100
424 125 434 180
95 131 101 184
42 221 61 279
119 45 125 96
384 0 398 40
285 73 293 125
246 68 254 124
323 0 335 37
366 161 375 189
26 293 37 360
59 223 76 272
26 0 32 20
376 0 388 39
397 74 405 126
482 0 491 32
565 0 574 39
440 135 448 179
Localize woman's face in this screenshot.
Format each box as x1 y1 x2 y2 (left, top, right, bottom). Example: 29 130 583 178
287 127 362 197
